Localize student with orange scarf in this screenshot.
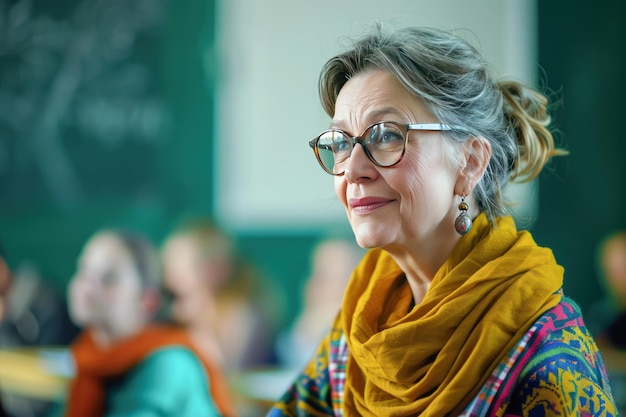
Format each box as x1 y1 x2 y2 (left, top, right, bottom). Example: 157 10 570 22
269 24 618 416
64 229 237 417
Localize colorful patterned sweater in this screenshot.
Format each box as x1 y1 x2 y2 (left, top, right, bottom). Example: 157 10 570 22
268 298 618 416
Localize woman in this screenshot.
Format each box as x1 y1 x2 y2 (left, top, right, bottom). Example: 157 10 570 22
269 25 617 416
65 229 237 417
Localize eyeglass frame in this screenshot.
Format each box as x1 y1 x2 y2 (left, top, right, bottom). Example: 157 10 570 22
308 121 460 176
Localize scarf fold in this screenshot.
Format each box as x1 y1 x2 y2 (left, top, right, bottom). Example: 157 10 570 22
65 324 236 417
342 214 564 416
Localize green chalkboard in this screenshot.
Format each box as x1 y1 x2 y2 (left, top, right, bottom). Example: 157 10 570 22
0 0 216 289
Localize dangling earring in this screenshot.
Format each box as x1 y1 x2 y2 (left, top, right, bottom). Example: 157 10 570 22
455 195 472 235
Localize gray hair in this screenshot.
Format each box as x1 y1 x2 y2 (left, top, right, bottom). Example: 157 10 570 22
319 24 566 221
107 229 161 290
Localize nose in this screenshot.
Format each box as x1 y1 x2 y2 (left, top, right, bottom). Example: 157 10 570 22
344 143 378 181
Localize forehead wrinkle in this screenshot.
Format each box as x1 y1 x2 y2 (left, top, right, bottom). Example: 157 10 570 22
331 70 428 134
332 106 408 135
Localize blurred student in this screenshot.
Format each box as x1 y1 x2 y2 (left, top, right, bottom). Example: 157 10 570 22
276 237 362 369
0 245 9 417
64 228 236 417
0 262 78 348
588 231 626 341
0 246 79 417
0 244 9 323
589 231 626 412
161 218 279 375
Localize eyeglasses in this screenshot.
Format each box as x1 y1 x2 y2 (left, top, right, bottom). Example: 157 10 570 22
308 121 456 176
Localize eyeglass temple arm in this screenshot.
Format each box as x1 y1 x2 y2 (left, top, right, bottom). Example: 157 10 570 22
407 123 455 131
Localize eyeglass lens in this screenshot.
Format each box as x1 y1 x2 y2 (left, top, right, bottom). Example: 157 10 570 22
316 122 406 174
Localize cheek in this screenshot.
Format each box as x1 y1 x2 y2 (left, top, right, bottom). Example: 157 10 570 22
68 280 92 322
334 176 348 208
393 153 454 216
69 279 83 303
108 292 144 322
103 282 139 305
389 157 428 201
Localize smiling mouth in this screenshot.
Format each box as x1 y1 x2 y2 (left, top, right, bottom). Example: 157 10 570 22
349 198 393 214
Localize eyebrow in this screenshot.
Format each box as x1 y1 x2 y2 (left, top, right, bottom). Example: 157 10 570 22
330 107 405 131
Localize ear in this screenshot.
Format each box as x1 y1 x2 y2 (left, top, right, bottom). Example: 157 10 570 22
454 136 492 196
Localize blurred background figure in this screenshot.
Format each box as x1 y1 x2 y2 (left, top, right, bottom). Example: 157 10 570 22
0 245 9 323
1 263 78 348
63 228 234 417
275 237 362 370
161 218 281 376
588 230 626 413
0 244 10 417
0 244 78 417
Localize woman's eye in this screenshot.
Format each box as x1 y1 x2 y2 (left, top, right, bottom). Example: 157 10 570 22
370 127 402 145
382 132 402 143
334 138 351 152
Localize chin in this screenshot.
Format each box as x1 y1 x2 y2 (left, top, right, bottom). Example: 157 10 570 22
354 232 388 250
352 222 392 249
353 237 374 249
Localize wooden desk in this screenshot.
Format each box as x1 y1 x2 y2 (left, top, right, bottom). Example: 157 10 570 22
0 347 71 402
232 367 298 410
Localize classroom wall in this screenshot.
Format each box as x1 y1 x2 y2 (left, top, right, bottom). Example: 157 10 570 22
214 0 537 232
213 0 537 322
0 0 216 289
1 0 624 325
534 0 626 313
0 0 536 324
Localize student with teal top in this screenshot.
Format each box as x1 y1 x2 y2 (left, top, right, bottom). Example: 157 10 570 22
63 228 236 417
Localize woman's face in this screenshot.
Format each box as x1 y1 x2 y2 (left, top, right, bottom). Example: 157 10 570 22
602 237 626 300
161 234 229 326
162 235 209 325
332 70 462 253
69 232 148 340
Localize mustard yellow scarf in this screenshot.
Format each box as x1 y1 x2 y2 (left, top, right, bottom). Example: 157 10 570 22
342 214 563 416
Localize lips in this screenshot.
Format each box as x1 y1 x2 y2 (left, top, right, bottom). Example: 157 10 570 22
348 197 394 214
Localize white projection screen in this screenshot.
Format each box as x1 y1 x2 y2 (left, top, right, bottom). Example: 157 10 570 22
214 0 538 232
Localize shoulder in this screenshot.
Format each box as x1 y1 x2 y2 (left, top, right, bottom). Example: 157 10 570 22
106 346 218 414
134 346 208 385
527 298 606 376
513 297 617 415
521 297 593 342
533 297 599 346
143 345 203 364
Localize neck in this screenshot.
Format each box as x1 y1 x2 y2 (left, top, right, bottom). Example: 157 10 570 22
90 327 114 348
89 325 144 348
184 301 218 333
385 232 461 305
406 279 431 306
